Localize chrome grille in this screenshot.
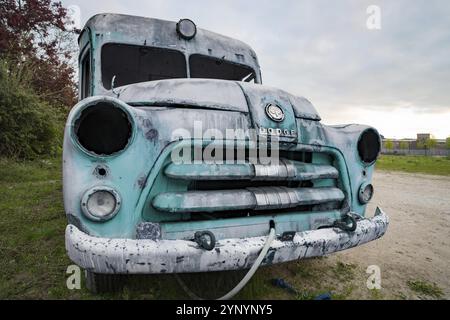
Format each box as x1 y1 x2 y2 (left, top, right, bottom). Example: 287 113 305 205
164 159 338 181
151 154 344 217
152 186 344 213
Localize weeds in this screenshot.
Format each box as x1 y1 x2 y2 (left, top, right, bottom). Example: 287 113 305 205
407 280 443 299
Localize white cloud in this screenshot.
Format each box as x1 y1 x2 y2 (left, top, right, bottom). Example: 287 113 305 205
62 0 450 138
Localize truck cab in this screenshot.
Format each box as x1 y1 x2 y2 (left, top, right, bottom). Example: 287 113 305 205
78 14 261 99
64 13 388 294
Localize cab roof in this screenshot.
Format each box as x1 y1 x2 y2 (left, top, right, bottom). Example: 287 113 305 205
81 13 261 82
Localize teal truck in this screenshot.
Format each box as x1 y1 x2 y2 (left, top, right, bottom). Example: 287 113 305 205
64 13 389 293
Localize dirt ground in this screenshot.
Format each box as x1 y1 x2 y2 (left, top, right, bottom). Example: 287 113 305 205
327 171 450 299
3 158 448 299
173 170 450 300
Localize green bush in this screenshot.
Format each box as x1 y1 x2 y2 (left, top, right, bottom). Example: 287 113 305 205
0 60 65 159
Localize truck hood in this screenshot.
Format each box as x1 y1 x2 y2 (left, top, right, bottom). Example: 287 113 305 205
109 78 321 121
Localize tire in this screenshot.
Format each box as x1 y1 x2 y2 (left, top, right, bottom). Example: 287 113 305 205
85 271 126 294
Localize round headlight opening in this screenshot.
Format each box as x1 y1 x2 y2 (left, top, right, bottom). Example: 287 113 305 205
176 19 197 40
358 183 374 204
74 102 132 156
81 187 121 221
357 128 381 164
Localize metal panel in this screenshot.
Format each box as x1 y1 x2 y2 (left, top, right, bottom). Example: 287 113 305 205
115 79 250 113
161 210 341 240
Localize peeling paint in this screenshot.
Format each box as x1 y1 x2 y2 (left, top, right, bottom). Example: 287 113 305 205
136 175 148 189
65 208 388 274
145 128 159 142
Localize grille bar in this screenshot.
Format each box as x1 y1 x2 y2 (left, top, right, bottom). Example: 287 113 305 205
164 159 338 181
152 187 344 213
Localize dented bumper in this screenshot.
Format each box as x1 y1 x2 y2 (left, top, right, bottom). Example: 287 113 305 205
65 207 389 274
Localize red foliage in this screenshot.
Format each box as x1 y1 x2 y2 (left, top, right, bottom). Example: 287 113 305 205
0 0 77 107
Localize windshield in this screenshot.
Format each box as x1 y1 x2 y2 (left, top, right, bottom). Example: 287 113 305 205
101 43 187 89
189 54 255 82
101 44 257 89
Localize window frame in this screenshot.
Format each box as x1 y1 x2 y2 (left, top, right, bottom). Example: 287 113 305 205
79 45 92 99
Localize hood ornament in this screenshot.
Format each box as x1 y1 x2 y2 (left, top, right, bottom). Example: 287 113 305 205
265 103 285 122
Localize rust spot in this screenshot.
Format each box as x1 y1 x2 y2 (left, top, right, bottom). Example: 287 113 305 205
142 119 152 128
145 128 159 141
137 175 148 189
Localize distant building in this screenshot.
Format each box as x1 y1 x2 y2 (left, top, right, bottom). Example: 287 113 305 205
416 133 435 142
381 133 448 156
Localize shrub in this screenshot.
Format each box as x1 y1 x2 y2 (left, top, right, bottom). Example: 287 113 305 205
0 59 65 159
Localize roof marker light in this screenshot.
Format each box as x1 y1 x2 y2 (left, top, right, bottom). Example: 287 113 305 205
176 19 197 40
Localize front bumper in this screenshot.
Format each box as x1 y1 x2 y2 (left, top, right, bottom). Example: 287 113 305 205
65 207 389 274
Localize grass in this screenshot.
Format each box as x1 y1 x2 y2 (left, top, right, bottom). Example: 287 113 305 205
0 158 85 299
407 280 444 299
0 157 446 299
376 155 450 176
331 261 357 282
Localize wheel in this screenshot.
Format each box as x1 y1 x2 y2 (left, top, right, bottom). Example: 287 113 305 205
85 270 126 294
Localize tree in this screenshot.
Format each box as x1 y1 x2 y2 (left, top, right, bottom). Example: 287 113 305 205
446 137 450 149
384 139 394 151
399 140 409 150
0 59 61 158
418 138 437 156
425 138 437 150
0 0 77 108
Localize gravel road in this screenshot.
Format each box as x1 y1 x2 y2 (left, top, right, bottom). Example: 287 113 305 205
188 170 450 300
332 170 450 299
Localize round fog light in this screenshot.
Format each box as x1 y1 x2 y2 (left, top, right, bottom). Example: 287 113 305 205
358 183 374 204
81 187 121 221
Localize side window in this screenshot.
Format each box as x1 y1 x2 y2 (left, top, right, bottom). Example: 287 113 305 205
80 49 91 98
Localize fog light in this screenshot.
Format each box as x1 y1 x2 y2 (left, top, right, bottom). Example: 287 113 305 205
358 183 374 204
81 187 121 221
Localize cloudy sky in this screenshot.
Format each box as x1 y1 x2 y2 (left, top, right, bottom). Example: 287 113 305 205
62 0 450 139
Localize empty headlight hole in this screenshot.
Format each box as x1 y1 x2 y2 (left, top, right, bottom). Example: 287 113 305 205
75 102 132 155
357 128 381 164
